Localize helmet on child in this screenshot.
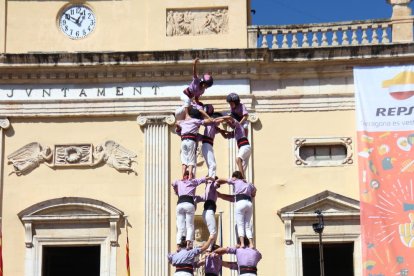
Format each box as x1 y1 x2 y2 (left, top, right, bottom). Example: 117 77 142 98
203 104 214 116
200 74 214 88
226 93 240 104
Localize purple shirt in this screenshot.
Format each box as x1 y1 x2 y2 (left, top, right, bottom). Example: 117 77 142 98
188 76 206 98
231 103 248 118
172 177 206 197
201 181 219 201
227 247 262 267
228 120 246 141
203 122 219 140
179 118 204 135
191 101 204 110
168 248 201 266
205 254 222 274
227 178 256 197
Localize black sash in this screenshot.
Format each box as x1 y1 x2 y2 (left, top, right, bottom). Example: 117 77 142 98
205 273 218 276
202 135 214 146
236 194 252 202
237 137 250 148
177 195 195 206
240 266 257 275
181 133 197 141
175 264 193 274
203 200 217 212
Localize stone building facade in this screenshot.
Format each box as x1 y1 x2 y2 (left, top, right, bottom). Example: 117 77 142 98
0 0 414 275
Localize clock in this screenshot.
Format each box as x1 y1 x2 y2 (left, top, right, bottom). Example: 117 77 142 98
59 5 96 39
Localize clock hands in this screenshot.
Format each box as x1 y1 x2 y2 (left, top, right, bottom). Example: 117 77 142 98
65 13 82 26
75 11 86 26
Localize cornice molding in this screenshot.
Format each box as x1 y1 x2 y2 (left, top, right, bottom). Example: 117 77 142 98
1 44 414 83
0 93 356 117
137 113 176 126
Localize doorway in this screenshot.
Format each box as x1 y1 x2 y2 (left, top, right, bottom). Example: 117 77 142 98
42 245 100 276
302 242 354 276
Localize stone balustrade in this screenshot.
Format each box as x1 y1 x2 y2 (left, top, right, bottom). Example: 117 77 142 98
248 19 395 49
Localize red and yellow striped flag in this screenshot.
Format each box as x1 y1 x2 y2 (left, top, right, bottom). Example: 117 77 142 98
126 219 130 276
0 228 3 276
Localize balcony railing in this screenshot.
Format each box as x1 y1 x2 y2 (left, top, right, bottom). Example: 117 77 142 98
248 19 395 49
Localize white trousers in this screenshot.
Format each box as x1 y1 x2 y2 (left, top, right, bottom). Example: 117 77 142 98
235 199 253 238
202 209 217 236
237 145 252 171
174 272 193 276
181 139 197 166
176 202 195 244
175 95 192 121
201 142 216 177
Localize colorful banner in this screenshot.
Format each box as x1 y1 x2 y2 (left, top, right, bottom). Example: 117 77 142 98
354 66 414 276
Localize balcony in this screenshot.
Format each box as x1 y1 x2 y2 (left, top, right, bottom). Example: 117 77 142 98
248 0 414 49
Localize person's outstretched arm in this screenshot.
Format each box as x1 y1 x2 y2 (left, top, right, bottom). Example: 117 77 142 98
199 236 214 253
217 192 235 202
193 58 200 78
222 261 238 270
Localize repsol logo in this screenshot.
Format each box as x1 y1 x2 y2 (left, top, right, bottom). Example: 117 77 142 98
376 106 414 116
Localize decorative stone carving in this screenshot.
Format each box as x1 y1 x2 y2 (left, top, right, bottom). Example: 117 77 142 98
8 140 137 175
0 118 10 129
248 113 259 123
19 197 125 249
165 114 176 125
137 114 175 126
54 144 93 166
166 8 228 36
93 140 137 174
7 142 53 176
294 137 353 166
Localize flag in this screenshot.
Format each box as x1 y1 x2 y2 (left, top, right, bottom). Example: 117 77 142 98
0 227 3 276
126 219 130 276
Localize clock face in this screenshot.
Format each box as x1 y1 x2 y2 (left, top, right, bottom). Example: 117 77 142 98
59 5 96 39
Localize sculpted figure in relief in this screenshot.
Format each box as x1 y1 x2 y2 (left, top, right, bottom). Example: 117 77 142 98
166 9 228 36
93 140 137 174
200 9 228 35
7 142 53 176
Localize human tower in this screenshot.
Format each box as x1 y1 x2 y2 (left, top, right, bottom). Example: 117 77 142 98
168 59 262 276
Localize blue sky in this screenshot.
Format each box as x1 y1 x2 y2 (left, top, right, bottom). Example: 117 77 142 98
251 0 414 25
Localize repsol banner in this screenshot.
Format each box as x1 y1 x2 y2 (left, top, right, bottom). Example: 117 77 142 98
355 65 414 276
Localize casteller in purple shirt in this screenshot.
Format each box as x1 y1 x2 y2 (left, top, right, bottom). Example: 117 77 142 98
227 178 256 197
172 177 207 197
226 247 262 267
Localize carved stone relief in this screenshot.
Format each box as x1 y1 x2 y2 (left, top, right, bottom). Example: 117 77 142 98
8 140 137 175
93 140 137 174
54 144 93 166
7 142 53 176
166 8 228 36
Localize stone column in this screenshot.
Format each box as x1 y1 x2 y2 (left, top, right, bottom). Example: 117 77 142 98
137 113 175 276
0 118 9 273
0 118 9 213
226 113 258 276
387 0 414 42
0 0 6 53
